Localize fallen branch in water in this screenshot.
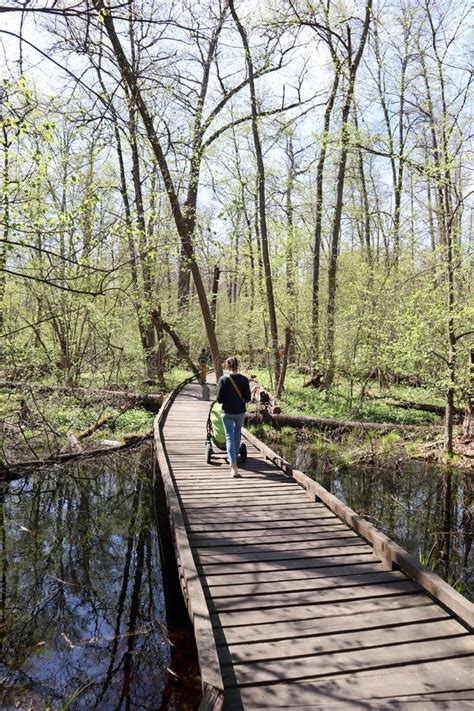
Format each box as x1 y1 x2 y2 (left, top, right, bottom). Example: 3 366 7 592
60 403 136 454
0 431 152 481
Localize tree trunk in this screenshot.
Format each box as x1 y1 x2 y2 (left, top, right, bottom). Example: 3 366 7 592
326 92 356 387
312 71 340 372
127 100 158 382
210 264 220 329
245 412 441 433
285 136 297 321
103 66 157 384
229 0 280 386
462 349 473 441
275 327 292 399
325 2 372 388
177 245 191 311
392 54 408 265
150 309 199 376
92 0 222 379
354 111 372 265
0 127 10 335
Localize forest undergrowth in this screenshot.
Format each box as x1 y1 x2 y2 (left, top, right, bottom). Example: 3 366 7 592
1 366 470 470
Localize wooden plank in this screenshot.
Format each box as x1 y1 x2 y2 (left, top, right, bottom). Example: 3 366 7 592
188 517 342 533
171 472 287 482
183 500 321 512
208 579 420 613
214 601 448 645
185 509 339 522
195 538 364 564
223 656 474 708
203 560 390 587
190 528 360 554
219 618 467 665
226 693 474 710
195 529 358 548
171 465 284 473
186 498 328 508
221 635 473 686
189 522 350 547
179 488 302 498
176 481 297 490
212 592 432 628
205 570 406 598
197 546 374 572
181 493 311 505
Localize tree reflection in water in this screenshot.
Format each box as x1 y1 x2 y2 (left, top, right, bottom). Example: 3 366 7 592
0 445 183 709
277 441 473 601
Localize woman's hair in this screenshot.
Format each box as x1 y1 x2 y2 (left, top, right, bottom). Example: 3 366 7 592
225 356 239 372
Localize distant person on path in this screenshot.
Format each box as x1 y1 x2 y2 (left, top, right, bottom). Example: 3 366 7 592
216 356 251 477
198 348 208 384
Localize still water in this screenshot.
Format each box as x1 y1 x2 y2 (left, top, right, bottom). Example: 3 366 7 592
0 445 198 710
272 438 473 601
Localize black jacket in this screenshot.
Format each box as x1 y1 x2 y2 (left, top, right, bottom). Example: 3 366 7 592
216 373 251 414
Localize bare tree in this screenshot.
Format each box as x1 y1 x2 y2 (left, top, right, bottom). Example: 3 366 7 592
324 0 373 387
228 0 281 385
416 0 472 453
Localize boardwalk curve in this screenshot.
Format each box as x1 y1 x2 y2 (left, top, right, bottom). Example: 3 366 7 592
154 376 474 710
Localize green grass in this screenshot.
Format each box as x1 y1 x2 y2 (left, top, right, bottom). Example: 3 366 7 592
249 367 443 426
163 367 194 392
380 432 402 452
0 364 448 464
109 409 155 437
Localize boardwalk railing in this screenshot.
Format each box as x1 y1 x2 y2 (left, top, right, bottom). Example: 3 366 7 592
154 378 225 710
242 427 473 630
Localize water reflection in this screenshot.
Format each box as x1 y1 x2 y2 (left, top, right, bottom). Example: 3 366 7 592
275 440 473 601
0 446 172 710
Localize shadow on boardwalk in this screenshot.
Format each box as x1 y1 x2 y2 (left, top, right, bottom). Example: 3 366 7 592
157 377 474 710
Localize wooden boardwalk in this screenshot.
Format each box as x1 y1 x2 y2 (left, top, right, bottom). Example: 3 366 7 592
155 377 474 709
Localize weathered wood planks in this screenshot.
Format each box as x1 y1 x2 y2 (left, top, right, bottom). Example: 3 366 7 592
155 376 474 710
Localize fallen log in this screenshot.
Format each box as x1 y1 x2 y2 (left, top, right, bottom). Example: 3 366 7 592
1 432 152 482
245 413 444 433
74 402 135 443
382 398 462 418
0 381 163 413
76 414 117 441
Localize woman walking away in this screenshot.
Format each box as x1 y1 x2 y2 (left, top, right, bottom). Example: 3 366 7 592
216 356 251 478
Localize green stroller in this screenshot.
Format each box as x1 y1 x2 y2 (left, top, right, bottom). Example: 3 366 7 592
205 401 247 464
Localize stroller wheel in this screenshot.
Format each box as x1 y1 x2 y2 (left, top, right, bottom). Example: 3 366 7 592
239 442 247 464
205 444 213 464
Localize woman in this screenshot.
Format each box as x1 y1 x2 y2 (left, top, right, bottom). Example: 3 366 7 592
216 356 251 477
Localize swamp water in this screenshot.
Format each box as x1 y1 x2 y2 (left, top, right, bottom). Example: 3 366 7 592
269 438 473 601
0 445 199 710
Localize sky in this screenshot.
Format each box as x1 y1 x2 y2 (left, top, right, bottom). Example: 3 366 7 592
1 0 472 254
